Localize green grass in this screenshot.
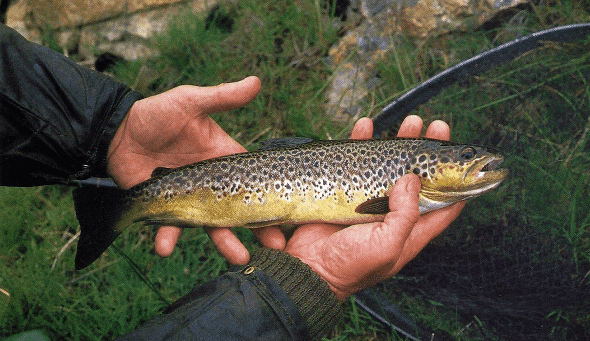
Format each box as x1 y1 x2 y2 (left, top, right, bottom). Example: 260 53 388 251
2 0 590 340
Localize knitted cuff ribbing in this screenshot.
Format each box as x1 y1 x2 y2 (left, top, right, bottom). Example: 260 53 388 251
249 248 342 340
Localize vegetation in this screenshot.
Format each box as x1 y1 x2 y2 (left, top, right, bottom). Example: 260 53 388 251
1 0 589 339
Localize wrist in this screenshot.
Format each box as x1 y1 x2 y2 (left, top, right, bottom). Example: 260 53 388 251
249 248 342 340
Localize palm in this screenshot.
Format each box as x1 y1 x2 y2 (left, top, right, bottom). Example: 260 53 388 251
107 82 259 189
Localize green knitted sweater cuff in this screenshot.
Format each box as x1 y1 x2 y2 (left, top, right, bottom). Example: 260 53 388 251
249 248 343 340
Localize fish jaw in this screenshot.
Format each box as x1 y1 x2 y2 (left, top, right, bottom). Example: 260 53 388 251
418 154 508 213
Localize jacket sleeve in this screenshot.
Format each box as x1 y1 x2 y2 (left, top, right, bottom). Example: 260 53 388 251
0 24 144 186
116 248 343 341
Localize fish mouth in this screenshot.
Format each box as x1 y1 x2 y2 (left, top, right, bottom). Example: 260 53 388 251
469 156 508 181
480 157 503 172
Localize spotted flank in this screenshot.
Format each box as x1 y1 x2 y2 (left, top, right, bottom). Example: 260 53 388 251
73 138 508 269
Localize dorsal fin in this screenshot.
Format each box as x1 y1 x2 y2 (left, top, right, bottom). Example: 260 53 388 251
257 137 315 151
151 167 174 178
355 196 390 215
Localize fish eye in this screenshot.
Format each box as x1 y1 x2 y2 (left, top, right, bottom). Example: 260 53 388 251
460 147 477 160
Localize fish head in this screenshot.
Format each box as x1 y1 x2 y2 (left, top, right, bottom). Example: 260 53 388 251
415 141 508 213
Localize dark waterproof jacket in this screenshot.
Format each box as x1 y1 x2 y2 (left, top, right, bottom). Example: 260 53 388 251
0 24 341 340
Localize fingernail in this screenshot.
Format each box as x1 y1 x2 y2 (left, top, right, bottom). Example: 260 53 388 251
405 175 421 194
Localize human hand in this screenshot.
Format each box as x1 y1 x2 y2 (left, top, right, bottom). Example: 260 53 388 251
284 115 466 300
107 76 280 264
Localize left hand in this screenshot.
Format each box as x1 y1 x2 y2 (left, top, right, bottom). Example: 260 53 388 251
107 76 278 264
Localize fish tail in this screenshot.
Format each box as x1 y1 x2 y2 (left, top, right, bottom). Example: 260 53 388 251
73 186 128 270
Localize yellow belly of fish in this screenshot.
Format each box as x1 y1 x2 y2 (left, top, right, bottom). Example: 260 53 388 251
126 187 389 230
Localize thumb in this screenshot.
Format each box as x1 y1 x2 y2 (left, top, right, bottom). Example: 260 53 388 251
384 174 421 228
372 174 421 258
195 76 262 115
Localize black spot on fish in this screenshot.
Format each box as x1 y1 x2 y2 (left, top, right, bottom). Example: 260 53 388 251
430 154 437 160
413 168 421 175
422 172 428 178
419 155 426 163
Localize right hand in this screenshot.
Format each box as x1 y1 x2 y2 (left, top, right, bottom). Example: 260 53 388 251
284 116 466 300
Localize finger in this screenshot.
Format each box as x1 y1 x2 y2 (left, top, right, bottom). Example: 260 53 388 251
350 117 373 140
155 226 183 257
252 226 287 250
196 76 262 115
205 227 250 265
424 120 451 140
396 115 423 138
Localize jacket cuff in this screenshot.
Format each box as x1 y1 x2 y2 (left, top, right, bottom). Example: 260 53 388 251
249 248 342 340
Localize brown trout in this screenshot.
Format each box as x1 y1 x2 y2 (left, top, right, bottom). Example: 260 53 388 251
73 138 507 269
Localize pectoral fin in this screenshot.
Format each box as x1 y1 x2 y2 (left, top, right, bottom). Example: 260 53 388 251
355 197 390 214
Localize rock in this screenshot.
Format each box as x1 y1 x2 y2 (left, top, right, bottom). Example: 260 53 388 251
326 0 529 120
5 0 222 61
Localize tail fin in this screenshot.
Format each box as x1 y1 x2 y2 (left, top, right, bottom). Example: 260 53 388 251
73 186 128 270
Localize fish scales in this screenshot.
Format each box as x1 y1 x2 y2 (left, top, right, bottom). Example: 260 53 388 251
128 139 440 228
73 138 508 269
